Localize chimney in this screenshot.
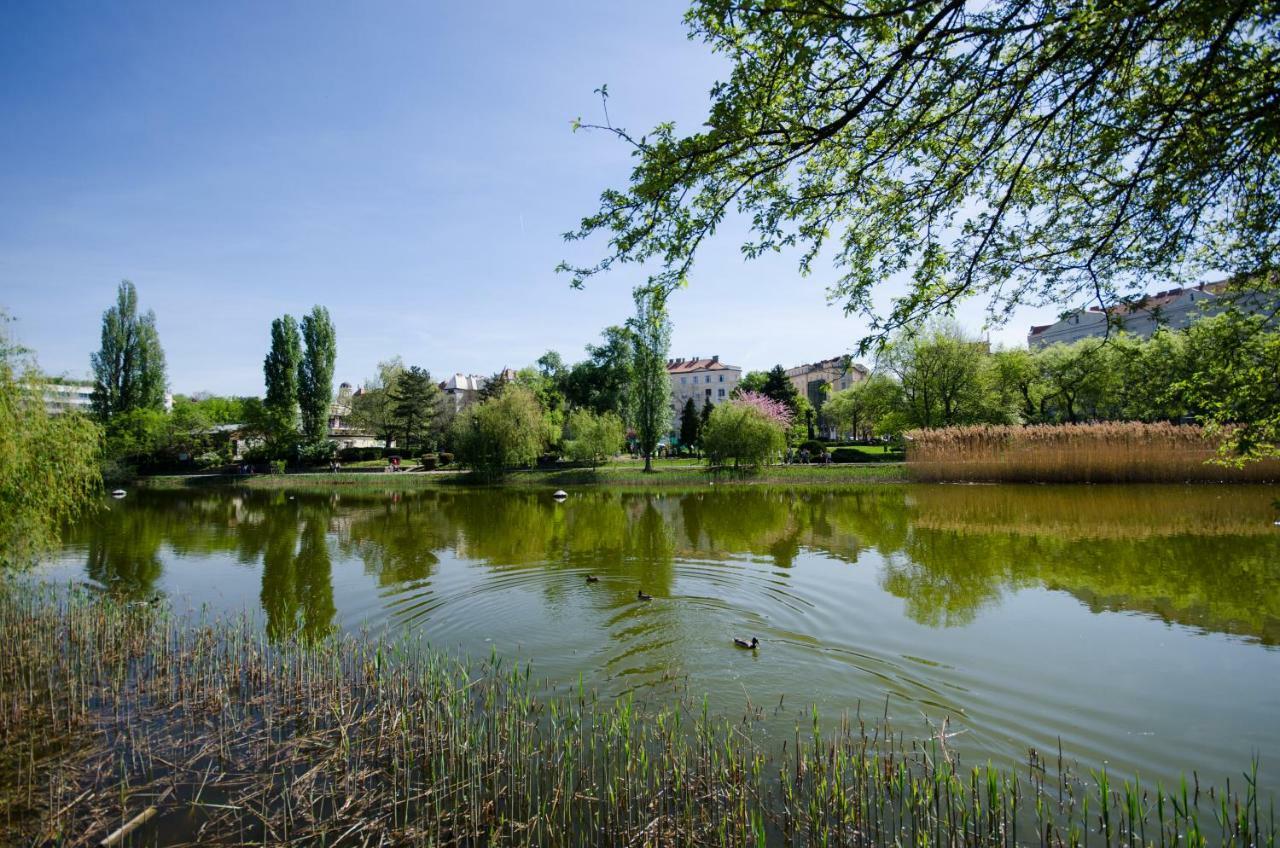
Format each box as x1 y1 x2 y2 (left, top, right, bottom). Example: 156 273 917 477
712 355 719 363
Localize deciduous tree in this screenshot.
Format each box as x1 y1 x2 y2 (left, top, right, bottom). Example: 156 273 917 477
565 0 1279 348
90 280 167 421
626 289 672 472
298 306 336 446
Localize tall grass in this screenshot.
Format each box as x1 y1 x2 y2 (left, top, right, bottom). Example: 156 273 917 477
907 422 1280 483
1 583 1273 846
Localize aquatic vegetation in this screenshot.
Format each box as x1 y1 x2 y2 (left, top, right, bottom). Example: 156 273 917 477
906 422 1280 482
2 584 1273 846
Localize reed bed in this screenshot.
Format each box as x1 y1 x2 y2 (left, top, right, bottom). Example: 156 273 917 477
1 584 1273 847
906 423 1280 483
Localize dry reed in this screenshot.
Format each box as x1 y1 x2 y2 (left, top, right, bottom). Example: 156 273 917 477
906 422 1280 483
1 583 1273 847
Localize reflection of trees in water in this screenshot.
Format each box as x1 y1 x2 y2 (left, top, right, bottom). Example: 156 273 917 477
256 501 336 641
69 485 1280 645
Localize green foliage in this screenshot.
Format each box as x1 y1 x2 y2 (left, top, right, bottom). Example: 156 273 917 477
263 315 302 453
626 289 672 471
701 401 787 470
390 365 443 450
564 0 1278 348
90 280 167 421
879 324 1010 429
678 397 700 453
1 328 101 570
451 384 546 479
564 409 625 468
822 375 902 440
830 447 874 463
1177 313 1280 461
298 306 336 446
563 325 633 417
350 357 405 449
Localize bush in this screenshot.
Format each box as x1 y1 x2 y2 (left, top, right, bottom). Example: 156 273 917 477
830 447 873 463
297 440 336 465
419 454 438 470
338 447 382 463
564 409 625 468
797 439 826 460
268 459 286 475
451 385 546 479
438 452 454 466
701 402 787 470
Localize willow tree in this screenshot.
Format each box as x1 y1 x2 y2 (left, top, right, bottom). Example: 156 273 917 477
564 0 1278 348
2 319 101 570
90 280 167 421
298 306 336 446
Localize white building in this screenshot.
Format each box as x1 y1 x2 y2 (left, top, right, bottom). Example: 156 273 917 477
41 381 95 415
439 373 488 411
1027 280 1276 348
667 356 741 429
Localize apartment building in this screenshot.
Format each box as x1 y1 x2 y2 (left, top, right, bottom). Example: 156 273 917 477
666 356 741 427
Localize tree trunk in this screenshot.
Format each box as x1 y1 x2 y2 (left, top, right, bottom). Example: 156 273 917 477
643 451 653 473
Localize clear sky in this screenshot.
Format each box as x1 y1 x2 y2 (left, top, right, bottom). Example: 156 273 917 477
2 0 1057 396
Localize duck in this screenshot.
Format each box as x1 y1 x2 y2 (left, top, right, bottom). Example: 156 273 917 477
637 589 654 601
733 636 759 650
585 575 599 583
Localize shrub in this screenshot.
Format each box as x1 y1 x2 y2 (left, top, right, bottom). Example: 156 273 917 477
338 447 382 463
701 402 787 470
830 447 872 463
297 440 336 465
451 385 545 479
438 452 454 466
419 454 438 470
564 409 625 468
797 439 826 460
268 459 286 475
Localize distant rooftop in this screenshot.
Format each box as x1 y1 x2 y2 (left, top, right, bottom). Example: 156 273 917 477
665 356 739 373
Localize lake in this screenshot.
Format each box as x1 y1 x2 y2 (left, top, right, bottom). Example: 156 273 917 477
40 483 1280 795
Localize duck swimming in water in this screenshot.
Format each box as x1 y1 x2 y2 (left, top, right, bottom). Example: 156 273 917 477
733 636 759 650
637 589 653 601
585 575 599 583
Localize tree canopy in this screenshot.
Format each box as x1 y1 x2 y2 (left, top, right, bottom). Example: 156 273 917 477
565 0 1279 348
626 289 673 472
90 280 167 421
298 306 336 445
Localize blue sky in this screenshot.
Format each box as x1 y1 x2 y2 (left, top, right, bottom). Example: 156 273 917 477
3 0 1052 396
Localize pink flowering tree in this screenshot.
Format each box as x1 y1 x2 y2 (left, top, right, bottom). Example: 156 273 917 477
734 391 794 429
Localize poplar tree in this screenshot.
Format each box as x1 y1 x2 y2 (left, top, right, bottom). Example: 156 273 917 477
298 306 336 445
262 315 302 449
626 288 672 473
90 280 167 421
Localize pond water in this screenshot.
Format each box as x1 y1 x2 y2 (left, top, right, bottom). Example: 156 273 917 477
40 483 1280 794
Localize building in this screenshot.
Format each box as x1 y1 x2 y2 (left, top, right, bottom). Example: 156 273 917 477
439 373 488 411
327 381 385 449
41 381 94 415
784 356 869 408
1027 280 1276 348
667 356 741 428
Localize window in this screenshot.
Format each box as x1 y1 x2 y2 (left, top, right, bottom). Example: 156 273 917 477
705 388 712 397
705 375 711 383
718 388 725 398
719 375 724 382
681 376 686 384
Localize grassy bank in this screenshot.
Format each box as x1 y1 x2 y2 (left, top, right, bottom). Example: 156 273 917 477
1 585 1272 847
137 460 906 494
907 423 1280 483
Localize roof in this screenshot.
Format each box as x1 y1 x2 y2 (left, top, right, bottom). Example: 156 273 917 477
439 373 487 392
1032 280 1235 335
785 356 868 377
665 356 740 373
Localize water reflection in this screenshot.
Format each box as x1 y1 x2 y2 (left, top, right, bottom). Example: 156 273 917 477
66 485 1280 645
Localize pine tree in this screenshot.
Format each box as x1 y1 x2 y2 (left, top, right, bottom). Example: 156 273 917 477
390 366 442 450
